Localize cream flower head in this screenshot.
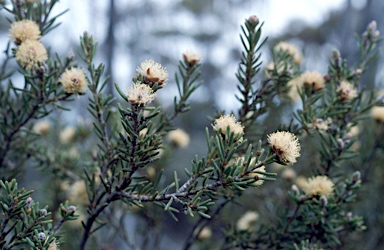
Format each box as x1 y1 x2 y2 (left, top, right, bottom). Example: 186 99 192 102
183 49 202 65
370 106 384 123
267 131 301 164
287 76 304 101
127 82 156 106
302 175 334 198
167 129 190 148
301 71 325 91
236 211 259 231
337 80 358 101
274 41 303 65
9 19 41 44
60 68 88 94
15 39 47 70
60 126 76 144
197 227 212 240
32 120 51 135
212 114 244 137
136 60 168 86
264 61 293 78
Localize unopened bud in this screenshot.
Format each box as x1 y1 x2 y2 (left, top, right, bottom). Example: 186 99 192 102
248 15 259 25
337 138 345 149
332 50 341 62
346 212 353 221
40 209 48 217
367 20 377 31
319 196 328 207
354 68 363 76
351 171 361 183
67 205 77 213
38 232 46 241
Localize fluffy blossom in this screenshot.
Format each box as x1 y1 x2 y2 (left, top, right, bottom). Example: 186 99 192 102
337 80 358 101
267 131 301 164
167 129 190 148
236 211 259 231
15 40 47 70
212 114 244 137
59 126 76 144
371 106 384 123
287 76 304 101
197 227 212 240
302 175 334 198
264 61 293 78
136 60 168 85
9 19 41 44
183 49 202 65
60 68 88 94
274 41 303 65
127 82 156 106
301 71 325 91
32 120 51 135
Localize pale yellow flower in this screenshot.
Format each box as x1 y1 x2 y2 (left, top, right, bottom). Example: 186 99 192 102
301 71 325 91
15 39 47 70
197 227 212 240
9 19 41 44
264 61 293 78
136 60 168 85
248 165 266 186
236 211 259 231
337 80 358 101
67 180 88 206
32 120 51 135
313 118 328 131
60 68 88 94
127 82 156 106
295 176 307 189
371 106 384 123
302 176 334 198
274 41 302 65
48 239 58 250
282 167 296 181
183 49 202 65
167 129 190 148
59 126 76 144
267 131 301 164
287 76 304 101
212 114 244 137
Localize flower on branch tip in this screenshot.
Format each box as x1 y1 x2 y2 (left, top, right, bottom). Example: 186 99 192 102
248 15 259 25
302 175 334 198
287 76 304 101
127 82 156 106
197 227 212 240
33 120 51 135
15 39 47 70
212 114 244 138
237 211 259 231
264 61 294 78
59 126 76 144
337 80 358 101
267 131 300 164
136 60 168 86
167 128 190 148
9 19 41 45
274 41 303 65
301 71 325 91
183 49 202 65
60 67 88 94
371 106 384 123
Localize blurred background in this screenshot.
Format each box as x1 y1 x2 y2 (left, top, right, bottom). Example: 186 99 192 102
1 0 384 249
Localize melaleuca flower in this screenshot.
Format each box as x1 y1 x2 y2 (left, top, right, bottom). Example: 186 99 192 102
183 49 202 65
274 41 303 65
9 19 41 45
301 71 325 91
337 80 358 101
167 129 190 148
59 126 76 144
212 114 244 138
136 60 168 86
371 106 384 123
302 175 334 198
287 76 304 101
60 68 88 94
32 120 51 135
233 157 266 186
48 239 58 250
267 131 301 164
197 227 212 240
264 61 294 78
313 118 328 131
236 211 259 231
15 39 47 70
127 82 156 106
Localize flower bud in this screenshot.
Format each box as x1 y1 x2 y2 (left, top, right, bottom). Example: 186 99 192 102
66 205 77 214
248 15 259 25
38 232 46 241
40 209 48 217
351 171 361 184
319 195 328 207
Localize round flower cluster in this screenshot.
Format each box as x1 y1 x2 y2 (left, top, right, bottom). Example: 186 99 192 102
301 71 325 91
274 41 303 65
9 19 48 70
337 80 358 101
136 60 168 86
212 114 244 138
60 67 88 94
236 211 259 231
127 82 156 106
302 175 334 198
371 106 384 123
267 131 301 164
167 129 190 148
183 49 202 65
